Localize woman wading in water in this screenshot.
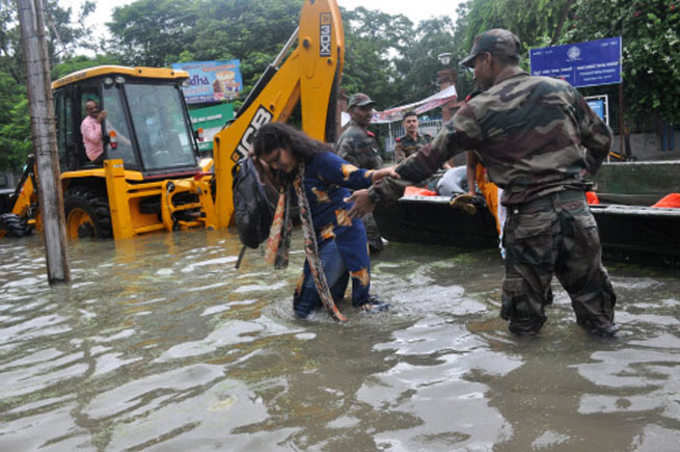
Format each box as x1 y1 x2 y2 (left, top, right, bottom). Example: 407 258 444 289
253 122 395 319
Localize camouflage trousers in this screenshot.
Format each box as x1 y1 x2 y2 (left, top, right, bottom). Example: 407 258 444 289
501 190 616 335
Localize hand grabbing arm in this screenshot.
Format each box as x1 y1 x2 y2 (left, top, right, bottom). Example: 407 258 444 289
371 166 400 183
345 189 375 219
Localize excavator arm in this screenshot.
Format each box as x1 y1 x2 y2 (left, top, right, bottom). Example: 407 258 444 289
212 0 344 228
0 155 38 238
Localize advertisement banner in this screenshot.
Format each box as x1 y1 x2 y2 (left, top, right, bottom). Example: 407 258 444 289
530 37 621 88
188 103 234 153
371 85 457 124
172 60 243 104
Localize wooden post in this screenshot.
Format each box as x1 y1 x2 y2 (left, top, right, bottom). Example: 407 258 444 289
17 0 70 284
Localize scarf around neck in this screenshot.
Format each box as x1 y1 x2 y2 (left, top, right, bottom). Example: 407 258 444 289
265 163 347 322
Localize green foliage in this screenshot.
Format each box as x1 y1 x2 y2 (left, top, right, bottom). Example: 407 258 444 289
105 1 459 111
107 0 303 93
454 0 575 61
1 0 24 84
0 72 30 171
393 17 475 103
45 0 97 63
2 0 678 173
52 54 122 80
340 8 468 109
0 0 95 171
562 0 680 126
454 0 679 127
341 7 406 108
107 0 201 67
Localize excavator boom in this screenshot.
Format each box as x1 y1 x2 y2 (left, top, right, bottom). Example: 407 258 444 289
213 0 344 228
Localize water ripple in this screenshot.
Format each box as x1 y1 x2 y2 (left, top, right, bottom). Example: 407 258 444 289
1 232 679 450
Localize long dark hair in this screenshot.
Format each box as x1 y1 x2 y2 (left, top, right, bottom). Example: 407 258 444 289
253 122 333 162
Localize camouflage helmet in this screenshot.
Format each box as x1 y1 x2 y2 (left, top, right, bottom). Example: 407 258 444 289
460 29 521 68
347 93 375 109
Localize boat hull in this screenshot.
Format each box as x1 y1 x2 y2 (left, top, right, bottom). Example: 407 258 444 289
375 195 498 249
375 195 680 267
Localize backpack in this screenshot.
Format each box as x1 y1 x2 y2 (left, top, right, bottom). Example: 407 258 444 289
232 157 278 248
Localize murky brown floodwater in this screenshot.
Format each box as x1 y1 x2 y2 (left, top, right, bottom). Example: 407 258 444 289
1 229 679 451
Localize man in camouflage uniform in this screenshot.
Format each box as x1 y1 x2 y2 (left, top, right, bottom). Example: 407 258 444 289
349 29 618 337
394 111 432 163
336 93 384 252
337 93 383 169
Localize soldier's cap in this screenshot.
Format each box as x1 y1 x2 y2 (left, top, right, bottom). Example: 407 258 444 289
347 93 375 109
460 29 521 68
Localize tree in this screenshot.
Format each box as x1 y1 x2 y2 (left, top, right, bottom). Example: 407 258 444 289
0 0 93 172
453 0 575 66
453 0 680 127
106 0 303 93
190 0 302 93
340 6 414 109
107 0 200 67
0 72 30 171
393 17 471 103
51 54 122 80
563 0 680 126
44 0 97 64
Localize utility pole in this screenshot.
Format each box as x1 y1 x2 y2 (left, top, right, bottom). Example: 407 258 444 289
436 68 458 122
16 0 70 284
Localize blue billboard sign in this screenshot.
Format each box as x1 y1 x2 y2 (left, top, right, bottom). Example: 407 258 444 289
530 37 621 88
171 60 243 104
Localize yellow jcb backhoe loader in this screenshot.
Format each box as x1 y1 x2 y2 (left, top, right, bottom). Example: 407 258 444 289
0 0 344 241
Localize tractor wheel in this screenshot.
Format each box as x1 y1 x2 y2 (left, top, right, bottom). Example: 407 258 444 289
64 187 112 239
0 213 32 238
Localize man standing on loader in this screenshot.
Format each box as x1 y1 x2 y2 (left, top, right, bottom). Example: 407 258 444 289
81 99 107 163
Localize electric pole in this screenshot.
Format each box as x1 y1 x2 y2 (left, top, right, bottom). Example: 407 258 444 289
16 0 70 284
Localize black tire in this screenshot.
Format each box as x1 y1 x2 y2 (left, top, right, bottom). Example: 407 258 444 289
0 213 32 238
64 187 112 239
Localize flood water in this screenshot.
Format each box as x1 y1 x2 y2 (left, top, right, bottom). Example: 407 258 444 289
1 229 679 451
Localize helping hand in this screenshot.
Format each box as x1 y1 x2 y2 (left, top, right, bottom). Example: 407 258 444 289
345 189 375 218
371 166 399 183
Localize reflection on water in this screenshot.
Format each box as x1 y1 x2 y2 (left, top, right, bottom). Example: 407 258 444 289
1 230 679 451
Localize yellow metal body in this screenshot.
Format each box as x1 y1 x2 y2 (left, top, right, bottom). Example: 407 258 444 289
102 160 217 239
212 0 344 228
6 163 216 240
5 164 40 235
51 65 189 90
11 173 36 218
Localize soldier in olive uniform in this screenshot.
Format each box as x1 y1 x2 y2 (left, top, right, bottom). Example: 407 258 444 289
336 93 384 252
348 29 618 337
336 93 383 169
394 110 432 163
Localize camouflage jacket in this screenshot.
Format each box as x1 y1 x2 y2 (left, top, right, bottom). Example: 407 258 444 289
371 67 612 206
394 133 432 163
335 120 383 170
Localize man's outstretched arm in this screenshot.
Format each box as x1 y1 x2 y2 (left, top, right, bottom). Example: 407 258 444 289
348 123 470 217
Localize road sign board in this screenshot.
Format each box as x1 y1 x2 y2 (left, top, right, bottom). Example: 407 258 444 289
530 37 621 88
